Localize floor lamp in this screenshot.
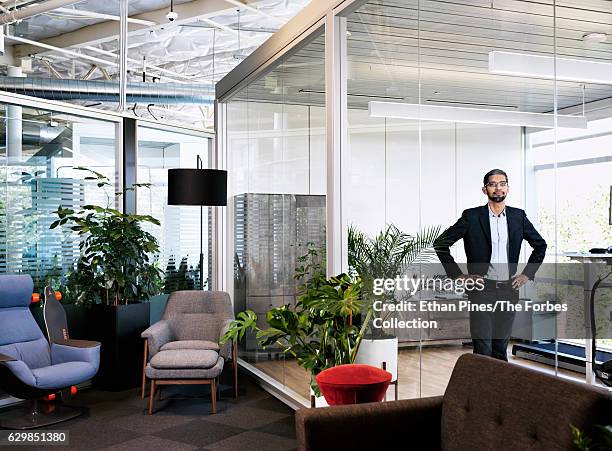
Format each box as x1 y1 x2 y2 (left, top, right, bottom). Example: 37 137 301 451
167 156 227 290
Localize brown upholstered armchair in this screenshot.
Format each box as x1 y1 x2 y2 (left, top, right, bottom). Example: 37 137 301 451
296 354 612 451
140 291 237 413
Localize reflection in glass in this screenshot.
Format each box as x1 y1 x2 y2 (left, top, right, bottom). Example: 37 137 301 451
136 127 212 291
224 30 326 400
0 104 117 294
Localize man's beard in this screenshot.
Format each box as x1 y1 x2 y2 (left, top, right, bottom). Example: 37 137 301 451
489 194 506 203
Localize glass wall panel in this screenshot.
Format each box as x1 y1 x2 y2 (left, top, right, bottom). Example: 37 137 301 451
343 0 560 399
0 103 117 293
223 28 326 401
136 126 213 294
550 1 612 385
216 0 612 406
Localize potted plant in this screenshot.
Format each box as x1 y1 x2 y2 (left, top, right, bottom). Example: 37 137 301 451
221 272 372 403
51 167 163 390
348 224 441 387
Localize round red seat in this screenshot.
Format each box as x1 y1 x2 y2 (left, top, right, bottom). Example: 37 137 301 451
315 364 392 406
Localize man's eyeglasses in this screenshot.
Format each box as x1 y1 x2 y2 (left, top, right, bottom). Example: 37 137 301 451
485 181 508 188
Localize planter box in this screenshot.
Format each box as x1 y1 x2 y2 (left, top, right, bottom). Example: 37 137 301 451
30 301 149 391
30 303 96 341
92 302 150 391
149 294 169 325
64 304 96 340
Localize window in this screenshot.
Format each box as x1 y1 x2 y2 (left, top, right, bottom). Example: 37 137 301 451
0 103 117 292
136 126 213 291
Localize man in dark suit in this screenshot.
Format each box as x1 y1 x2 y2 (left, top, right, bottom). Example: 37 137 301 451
434 169 547 360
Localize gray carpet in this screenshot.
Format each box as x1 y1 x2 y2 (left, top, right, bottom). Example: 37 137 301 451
1 373 297 451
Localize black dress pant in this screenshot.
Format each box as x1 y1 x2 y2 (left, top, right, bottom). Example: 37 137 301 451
468 283 519 361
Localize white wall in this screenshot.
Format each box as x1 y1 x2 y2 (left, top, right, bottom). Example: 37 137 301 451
346 109 523 262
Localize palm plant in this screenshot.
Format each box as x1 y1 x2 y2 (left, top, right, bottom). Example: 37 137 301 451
348 223 442 338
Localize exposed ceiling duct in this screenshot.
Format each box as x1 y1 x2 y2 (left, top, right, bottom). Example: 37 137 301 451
17 0 308 82
1 0 310 125
0 123 67 146
0 77 213 104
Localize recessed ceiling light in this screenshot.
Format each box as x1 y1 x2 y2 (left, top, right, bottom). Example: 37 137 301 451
582 32 607 43
489 51 612 84
369 101 587 129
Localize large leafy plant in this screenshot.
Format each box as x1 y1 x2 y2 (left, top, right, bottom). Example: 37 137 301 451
222 272 372 396
348 223 442 338
51 168 163 306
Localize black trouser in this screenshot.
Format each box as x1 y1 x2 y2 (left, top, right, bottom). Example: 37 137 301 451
468 281 519 361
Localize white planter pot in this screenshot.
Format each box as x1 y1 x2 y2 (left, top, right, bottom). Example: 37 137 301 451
355 337 398 382
309 387 329 407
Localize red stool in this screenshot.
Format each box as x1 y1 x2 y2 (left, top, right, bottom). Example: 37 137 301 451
315 364 392 406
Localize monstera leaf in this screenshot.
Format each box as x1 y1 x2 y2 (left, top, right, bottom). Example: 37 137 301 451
221 273 372 397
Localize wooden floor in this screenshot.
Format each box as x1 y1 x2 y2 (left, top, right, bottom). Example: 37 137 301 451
252 342 598 402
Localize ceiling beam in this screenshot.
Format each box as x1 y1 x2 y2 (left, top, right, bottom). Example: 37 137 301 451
13 0 241 58
55 8 156 26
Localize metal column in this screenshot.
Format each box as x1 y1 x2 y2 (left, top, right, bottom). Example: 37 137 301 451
118 0 128 111
122 117 137 213
6 66 23 162
324 13 347 276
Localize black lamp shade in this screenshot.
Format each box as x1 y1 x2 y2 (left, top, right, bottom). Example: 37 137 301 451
167 168 227 206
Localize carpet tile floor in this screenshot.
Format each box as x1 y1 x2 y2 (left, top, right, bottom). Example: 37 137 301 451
0 373 298 451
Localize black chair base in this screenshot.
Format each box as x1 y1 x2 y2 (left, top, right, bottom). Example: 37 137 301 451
0 400 86 430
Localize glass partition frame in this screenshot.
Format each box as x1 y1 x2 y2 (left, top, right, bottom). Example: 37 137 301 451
216 0 612 405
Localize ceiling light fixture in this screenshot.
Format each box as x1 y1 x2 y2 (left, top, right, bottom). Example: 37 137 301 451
368 101 587 129
425 99 518 109
166 0 178 22
489 51 612 84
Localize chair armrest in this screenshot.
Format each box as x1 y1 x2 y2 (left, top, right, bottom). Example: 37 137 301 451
296 396 443 451
218 319 233 359
54 339 100 348
0 358 36 387
141 320 173 357
0 353 16 362
51 341 100 371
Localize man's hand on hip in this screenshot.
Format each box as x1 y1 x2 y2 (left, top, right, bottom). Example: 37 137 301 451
511 273 529 289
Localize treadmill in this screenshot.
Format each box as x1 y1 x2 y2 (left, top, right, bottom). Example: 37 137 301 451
512 341 612 374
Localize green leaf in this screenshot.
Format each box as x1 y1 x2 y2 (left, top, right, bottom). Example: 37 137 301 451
220 310 259 344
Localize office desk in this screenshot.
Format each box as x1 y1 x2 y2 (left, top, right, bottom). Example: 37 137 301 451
565 252 612 384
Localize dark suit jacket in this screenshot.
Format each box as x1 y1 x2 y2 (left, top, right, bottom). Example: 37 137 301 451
434 205 547 280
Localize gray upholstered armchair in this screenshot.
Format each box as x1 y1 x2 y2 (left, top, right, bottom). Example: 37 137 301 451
140 290 237 414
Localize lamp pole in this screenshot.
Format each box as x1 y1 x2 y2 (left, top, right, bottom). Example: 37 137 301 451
197 155 204 290
167 163 227 292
